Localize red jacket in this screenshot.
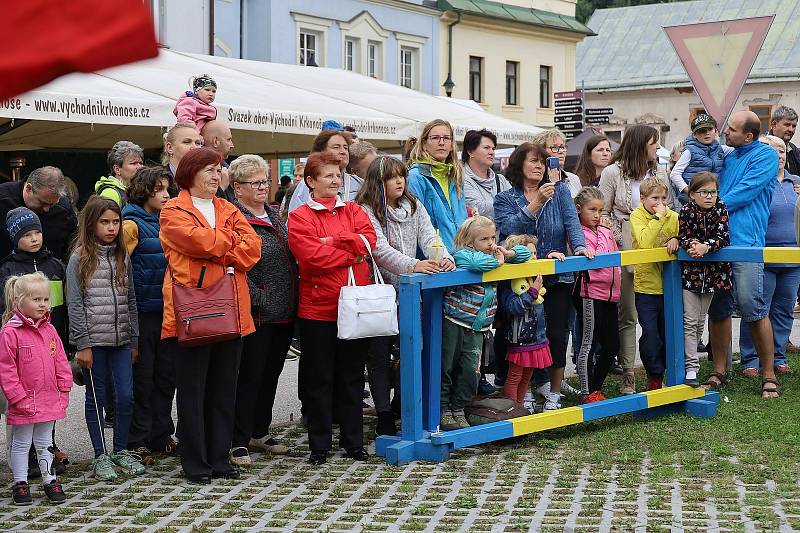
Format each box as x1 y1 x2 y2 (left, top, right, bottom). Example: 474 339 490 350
288 197 377 321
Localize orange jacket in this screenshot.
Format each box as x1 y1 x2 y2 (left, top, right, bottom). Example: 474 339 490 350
159 190 262 339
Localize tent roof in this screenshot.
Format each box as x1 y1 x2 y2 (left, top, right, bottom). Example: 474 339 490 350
0 49 542 155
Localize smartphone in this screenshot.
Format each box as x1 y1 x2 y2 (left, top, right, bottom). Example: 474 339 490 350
547 156 560 169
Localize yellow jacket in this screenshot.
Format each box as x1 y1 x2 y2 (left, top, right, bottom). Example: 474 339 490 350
630 204 679 294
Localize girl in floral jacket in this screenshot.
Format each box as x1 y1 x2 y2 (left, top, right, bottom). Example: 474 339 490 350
678 171 731 386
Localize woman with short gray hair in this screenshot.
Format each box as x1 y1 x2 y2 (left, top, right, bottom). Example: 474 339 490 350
97 141 144 206
227 154 298 466
532 129 582 197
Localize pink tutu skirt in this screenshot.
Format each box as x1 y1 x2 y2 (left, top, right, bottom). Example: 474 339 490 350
506 341 552 369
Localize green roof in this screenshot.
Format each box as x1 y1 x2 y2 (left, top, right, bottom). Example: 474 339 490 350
577 0 800 91
437 0 595 36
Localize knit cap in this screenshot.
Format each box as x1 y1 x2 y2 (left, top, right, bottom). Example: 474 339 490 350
192 74 217 91
6 207 42 248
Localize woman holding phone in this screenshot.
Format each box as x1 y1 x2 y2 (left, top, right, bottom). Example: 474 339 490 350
532 129 582 198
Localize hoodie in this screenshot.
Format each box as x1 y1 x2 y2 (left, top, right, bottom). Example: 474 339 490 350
462 163 511 220
95 175 127 207
361 198 454 287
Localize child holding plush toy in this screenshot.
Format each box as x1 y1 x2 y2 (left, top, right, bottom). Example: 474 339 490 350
498 234 558 408
573 187 621 403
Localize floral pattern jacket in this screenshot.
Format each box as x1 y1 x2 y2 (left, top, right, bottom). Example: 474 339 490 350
678 199 732 293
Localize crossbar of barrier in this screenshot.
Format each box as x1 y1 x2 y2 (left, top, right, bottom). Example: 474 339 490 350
374 247 793 465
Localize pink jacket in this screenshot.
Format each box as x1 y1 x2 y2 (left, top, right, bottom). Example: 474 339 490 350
576 225 621 303
0 310 72 425
173 92 217 130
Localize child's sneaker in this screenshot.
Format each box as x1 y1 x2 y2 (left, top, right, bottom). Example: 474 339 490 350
646 375 663 391
581 391 607 404
522 391 535 413
685 371 700 388
92 454 118 481
620 371 636 395
11 481 32 506
451 410 470 429
439 411 460 431
109 450 145 475
543 392 561 411
43 480 66 504
229 447 252 466
559 381 580 397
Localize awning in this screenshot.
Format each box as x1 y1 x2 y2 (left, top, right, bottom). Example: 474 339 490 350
0 49 542 155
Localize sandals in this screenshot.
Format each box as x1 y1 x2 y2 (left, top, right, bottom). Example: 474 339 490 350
761 378 781 398
700 371 728 390
741 367 759 378
775 364 792 375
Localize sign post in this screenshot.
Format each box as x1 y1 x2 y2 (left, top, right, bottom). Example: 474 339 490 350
554 90 584 139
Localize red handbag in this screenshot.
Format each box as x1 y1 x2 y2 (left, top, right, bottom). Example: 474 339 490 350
171 265 241 347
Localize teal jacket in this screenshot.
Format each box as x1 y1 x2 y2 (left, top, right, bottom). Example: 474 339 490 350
407 163 467 254
443 245 531 331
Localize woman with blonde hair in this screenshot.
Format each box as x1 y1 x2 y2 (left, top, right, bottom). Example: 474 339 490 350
407 119 467 252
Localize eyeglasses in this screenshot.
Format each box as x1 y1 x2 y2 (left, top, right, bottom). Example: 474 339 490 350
240 180 271 189
428 135 453 143
547 145 567 153
695 189 718 198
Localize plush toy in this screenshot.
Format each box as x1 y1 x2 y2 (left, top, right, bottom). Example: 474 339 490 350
510 277 546 304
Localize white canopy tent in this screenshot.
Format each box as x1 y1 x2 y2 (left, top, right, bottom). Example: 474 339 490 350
0 49 542 155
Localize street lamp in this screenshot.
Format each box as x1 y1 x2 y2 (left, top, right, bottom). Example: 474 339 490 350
442 74 455 97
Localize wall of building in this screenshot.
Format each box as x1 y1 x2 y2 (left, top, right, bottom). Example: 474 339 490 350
585 82 800 149
156 0 212 54
441 15 581 128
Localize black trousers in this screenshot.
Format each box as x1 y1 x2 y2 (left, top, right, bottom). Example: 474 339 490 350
129 312 177 450
174 337 242 477
299 319 368 452
232 323 292 448
543 282 573 369
367 335 397 414
573 297 619 394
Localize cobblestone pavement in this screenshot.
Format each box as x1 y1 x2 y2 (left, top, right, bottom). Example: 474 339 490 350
1 419 799 533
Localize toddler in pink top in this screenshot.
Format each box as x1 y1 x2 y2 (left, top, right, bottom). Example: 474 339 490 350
173 74 218 130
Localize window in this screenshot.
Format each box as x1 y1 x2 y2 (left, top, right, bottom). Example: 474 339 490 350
539 65 551 108
750 105 772 134
299 31 319 66
368 41 382 78
506 61 519 106
344 38 359 72
469 56 483 103
400 47 416 89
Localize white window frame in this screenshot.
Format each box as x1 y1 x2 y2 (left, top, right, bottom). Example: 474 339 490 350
395 32 425 91
368 40 382 79
339 11 389 79
292 13 330 66
344 37 359 72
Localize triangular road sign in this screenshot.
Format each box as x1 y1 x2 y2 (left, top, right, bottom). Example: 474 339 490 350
663 16 774 128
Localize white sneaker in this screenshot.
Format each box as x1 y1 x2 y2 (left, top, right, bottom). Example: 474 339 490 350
534 382 550 399
543 392 561 411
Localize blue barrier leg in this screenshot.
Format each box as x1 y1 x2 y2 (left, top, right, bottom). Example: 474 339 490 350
662 260 685 386
422 288 443 433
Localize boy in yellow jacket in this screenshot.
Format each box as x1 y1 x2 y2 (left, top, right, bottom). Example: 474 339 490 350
630 176 679 391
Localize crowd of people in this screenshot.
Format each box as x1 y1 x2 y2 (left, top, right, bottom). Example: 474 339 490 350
0 77 796 506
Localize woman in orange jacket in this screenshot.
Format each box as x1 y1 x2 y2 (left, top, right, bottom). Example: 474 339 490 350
288 152 376 466
159 147 261 484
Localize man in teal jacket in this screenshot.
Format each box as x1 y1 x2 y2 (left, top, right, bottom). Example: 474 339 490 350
705 110 780 398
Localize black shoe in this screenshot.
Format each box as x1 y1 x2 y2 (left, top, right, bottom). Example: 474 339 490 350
610 364 624 376
308 451 327 465
697 341 708 353
345 448 369 461
43 480 66 504
186 473 211 484
375 411 397 437
104 414 114 429
212 469 239 480
287 339 301 360
12 481 32 506
477 378 496 396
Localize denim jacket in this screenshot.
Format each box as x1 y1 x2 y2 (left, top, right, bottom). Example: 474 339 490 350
494 181 586 285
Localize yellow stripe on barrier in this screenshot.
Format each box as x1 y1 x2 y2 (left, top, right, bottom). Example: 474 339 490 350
644 385 705 408
620 248 674 266
763 247 800 264
510 406 584 436
482 259 556 282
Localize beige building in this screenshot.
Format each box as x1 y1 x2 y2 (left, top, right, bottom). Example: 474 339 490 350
437 0 593 128
577 1 800 149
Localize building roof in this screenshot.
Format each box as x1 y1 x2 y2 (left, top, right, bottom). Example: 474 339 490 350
437 0 595 36
577 0 800 91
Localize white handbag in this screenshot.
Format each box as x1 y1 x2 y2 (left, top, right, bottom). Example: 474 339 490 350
337 234 399 340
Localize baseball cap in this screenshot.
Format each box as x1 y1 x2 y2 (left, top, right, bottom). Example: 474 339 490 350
691 114 717 133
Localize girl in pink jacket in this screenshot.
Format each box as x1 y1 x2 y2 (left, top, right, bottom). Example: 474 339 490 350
0 272 71 506
572 187 621 404
173 74 218 130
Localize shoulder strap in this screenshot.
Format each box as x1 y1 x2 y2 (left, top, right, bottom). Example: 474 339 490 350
495 173 501 193
346 234 386 286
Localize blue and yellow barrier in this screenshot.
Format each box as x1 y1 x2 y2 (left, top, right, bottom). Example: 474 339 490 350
374 247 787 465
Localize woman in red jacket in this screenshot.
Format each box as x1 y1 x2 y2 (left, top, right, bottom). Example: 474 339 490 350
288 152 376 466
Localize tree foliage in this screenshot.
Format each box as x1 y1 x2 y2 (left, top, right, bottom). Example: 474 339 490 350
576 0 690 23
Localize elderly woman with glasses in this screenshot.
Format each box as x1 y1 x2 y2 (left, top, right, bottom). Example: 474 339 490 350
531 129 582 198
226 154 298 467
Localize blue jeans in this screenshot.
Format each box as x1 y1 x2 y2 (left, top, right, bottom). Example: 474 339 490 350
82 345 134 457
739 266 800 369
634 293 665 377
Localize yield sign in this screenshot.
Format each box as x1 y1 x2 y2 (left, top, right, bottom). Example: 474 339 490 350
663 16 774 128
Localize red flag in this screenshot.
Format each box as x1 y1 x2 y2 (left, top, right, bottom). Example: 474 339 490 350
1 0 159 101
